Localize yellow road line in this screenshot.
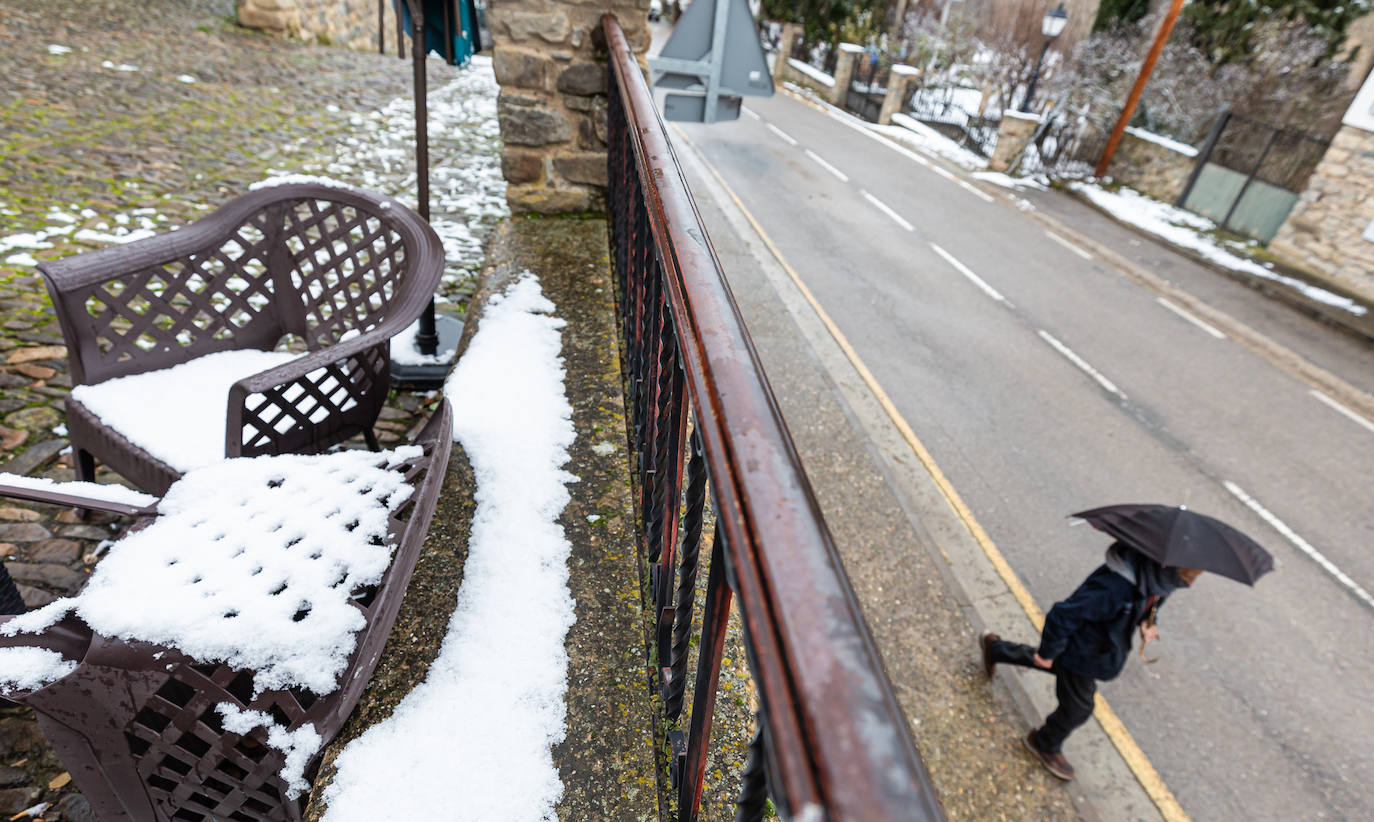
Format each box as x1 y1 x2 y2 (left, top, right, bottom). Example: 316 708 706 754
673 124 1189 822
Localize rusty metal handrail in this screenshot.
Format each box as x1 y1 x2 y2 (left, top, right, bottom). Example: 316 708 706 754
602 15 943 821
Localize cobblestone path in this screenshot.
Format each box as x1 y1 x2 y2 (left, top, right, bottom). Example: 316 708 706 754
0 0 505 816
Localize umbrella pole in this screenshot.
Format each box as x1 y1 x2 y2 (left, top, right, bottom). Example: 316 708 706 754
409 0 440 357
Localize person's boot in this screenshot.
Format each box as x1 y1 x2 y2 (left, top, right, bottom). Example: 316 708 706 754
1023 731 1075 780
980 632 998 679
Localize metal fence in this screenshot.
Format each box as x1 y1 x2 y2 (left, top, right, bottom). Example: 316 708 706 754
603 13 944 822
906 87 1000 158
1177 111 1330 242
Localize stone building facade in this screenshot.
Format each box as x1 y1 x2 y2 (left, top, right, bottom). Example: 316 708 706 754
238 0 397 51
1269 70 1374 304
487 2 649 213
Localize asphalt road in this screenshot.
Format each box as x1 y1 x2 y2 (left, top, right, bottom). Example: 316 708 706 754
670 89 1374 820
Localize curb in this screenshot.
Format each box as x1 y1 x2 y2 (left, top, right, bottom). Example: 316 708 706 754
1057 187 1374 347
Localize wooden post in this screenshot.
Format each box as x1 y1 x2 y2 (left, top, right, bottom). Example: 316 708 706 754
1094 0 1185 177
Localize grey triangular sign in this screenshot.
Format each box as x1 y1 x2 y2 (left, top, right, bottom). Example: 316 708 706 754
658 0 774 97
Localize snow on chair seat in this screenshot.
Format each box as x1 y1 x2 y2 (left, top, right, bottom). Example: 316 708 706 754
39 182 445 496
0 400 452 822
70 349 358 474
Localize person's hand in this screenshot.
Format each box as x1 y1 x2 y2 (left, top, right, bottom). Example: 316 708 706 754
1033 653 1053 669
1141 624 1160 644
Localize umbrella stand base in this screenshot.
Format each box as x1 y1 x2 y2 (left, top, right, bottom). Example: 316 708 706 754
391 314 464 390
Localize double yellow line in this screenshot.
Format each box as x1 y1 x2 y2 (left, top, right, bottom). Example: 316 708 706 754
673 124 1188 822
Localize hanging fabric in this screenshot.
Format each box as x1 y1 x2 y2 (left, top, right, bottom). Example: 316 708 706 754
396 0 480 67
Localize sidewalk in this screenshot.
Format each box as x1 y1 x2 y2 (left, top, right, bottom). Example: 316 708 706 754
0 2 493 816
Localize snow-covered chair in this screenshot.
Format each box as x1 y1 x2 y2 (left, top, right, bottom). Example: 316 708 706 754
0 401 452 822
40 182 444 496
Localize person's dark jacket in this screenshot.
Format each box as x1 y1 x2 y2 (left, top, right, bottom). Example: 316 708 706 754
1037 564 1162 681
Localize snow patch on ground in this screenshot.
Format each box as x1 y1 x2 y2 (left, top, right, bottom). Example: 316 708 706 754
322 274 575 821
1070 182 1368 316
882 113 989 170
389 318 457 366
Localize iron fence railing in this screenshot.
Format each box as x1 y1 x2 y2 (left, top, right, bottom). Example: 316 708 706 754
603 13 944 822
906 87 1000 158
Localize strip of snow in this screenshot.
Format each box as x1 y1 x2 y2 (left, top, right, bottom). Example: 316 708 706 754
4 447 419 695
0 647 77 691
882 113 989 170
1069 183 1368 317
322 274 575 821
389 318 458 366
249 174 360 192
73 227 157 245
46 44 72 55
1124 127 1198 157
0 473 158 508
4 253 37 267
216 704 322 799
973 171 1048 191
788 58 835 87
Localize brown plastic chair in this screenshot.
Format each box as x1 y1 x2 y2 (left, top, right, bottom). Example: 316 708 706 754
0 400 453 822
39 182 445 496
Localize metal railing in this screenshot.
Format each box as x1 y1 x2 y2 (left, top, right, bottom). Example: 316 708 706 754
603 14 944 822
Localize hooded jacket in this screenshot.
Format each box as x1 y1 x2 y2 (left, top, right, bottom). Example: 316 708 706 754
1037 545 1182 681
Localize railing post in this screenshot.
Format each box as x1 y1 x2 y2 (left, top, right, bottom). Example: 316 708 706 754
1176 107 1230 207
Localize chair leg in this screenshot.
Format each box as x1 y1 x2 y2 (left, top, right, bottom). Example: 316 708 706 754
363 428 381 452
74 448 96 521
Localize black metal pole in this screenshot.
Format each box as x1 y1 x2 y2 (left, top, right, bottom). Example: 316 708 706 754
1021 38 1051 112
1176 107 1230 207
378 0 385 53
1221 122 1279 233
408 0 440 356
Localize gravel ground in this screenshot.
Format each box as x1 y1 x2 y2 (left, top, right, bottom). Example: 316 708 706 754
0 1 504 816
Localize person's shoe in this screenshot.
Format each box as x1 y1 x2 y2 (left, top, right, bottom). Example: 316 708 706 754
1023 731 1075 780
980 632 999 679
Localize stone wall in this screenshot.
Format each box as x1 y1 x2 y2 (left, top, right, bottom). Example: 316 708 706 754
238 0 397 51
989 111 1039 173
488 3 649 214
1269 124 1374 303
1106 129 1197 204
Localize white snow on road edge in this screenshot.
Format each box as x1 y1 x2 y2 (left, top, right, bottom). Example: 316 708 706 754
1069 182 1369 317
321 274 576 821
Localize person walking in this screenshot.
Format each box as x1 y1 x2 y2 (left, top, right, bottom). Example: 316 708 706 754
980 541 1202 780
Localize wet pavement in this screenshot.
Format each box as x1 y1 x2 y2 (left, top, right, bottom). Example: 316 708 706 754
0 0 504 815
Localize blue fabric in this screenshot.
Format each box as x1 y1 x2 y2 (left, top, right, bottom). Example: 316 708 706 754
397 0 476 67
1036 565 1164 681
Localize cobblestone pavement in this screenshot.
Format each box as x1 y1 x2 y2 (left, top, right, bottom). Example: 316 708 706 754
0 0 504 816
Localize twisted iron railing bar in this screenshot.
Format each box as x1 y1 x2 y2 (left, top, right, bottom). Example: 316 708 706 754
602 13 944 822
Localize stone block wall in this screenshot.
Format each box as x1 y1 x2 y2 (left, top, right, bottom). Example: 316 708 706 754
989 111 1039 173
488 2 650 214
1269 124 1374 303
238 0 398 51
1106 130 1197 204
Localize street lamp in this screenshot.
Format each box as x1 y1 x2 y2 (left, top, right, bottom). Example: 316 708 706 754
1020 3 1068 112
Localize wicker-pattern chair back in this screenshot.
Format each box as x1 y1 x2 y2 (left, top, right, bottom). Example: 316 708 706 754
0 401 453 822
279 197 411 351
39 183 444 495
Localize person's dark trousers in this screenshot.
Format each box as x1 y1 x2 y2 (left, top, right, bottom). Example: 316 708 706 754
986 637 1097 754
0 562 26 615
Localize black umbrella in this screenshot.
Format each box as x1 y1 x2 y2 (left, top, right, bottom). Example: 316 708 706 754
1072 503 1274 585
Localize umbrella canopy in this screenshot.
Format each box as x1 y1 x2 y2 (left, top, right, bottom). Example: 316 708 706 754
1072 503 1275 585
